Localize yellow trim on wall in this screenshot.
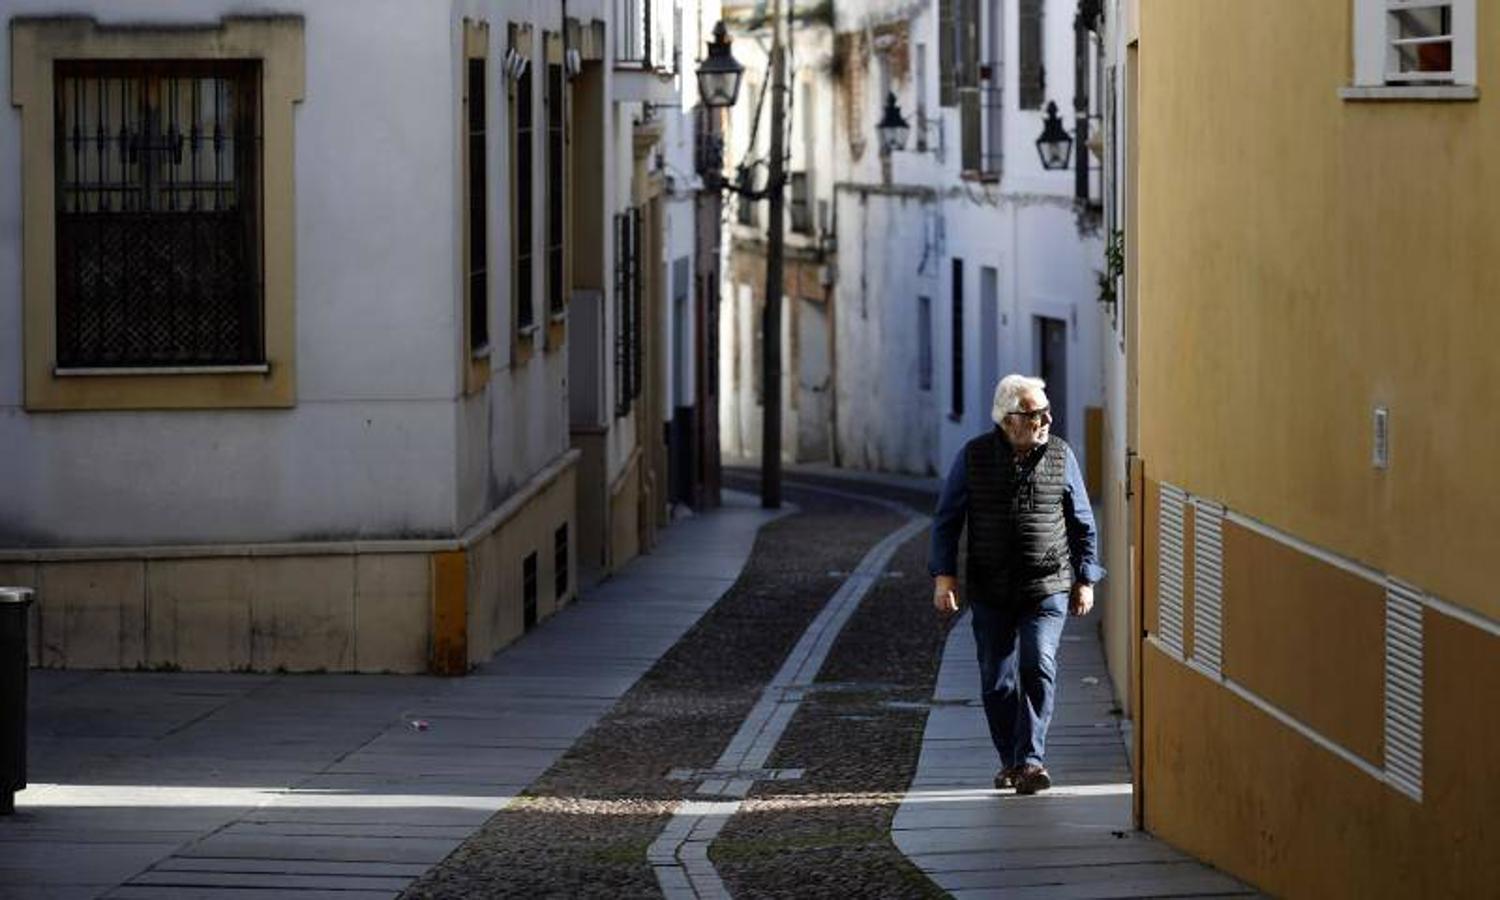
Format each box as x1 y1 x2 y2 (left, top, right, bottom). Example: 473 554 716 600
430 549 468 676
10 17 304 411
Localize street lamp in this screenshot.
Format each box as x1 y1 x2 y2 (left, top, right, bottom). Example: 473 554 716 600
1035 101 1073 171
876 92 911 154
696 13 789 509
697 22 744 109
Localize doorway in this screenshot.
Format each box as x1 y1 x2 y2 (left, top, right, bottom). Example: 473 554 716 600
1035 315 1068 441
980 267 1000 409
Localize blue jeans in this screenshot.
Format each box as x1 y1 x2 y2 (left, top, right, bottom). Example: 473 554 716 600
971 592 1068 769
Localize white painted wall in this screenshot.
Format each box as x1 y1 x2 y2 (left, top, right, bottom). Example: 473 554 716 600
0 0 459 546
716 16 838 464
0 0 593 547
831 0 1107 477
832 188 941 473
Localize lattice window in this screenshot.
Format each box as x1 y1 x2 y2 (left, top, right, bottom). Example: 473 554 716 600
614 207 642 417
545 40 566 318
512 26 536 334
54 61 262 368
466 56 490 351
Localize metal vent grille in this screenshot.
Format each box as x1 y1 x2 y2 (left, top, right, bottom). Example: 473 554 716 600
1157 483 1187 657
1384 579 1424 801
1191 500 1225 675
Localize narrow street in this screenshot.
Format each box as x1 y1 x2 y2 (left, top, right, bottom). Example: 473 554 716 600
5 469 1250 899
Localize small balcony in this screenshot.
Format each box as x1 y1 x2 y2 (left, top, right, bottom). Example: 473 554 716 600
614 0 679 104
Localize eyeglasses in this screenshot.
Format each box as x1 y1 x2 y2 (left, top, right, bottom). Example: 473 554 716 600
1006 406 1052 424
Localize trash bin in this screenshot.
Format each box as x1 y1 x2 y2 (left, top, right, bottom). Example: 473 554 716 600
0 587 34 816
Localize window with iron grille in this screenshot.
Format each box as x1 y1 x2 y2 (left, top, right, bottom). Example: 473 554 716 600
614 207 642 416
54 61 262 369
546 48 566 318
950 259 964 419
466 57 490 351
513 29 536 334
1019 0 1046 110
523 551 538 631
554 523 569 600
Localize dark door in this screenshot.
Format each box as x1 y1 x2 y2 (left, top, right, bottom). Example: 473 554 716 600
1036 315 1068 441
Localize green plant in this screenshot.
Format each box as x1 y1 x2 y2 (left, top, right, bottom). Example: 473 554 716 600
1097 228 1125 310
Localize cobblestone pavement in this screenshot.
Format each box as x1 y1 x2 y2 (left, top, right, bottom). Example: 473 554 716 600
403 473 937 899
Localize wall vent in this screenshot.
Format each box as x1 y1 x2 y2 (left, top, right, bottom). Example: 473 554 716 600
1191 499 1225 675
1157 483 1187 658
554 524 570 602
1383 578 1424 801
523 552 539 632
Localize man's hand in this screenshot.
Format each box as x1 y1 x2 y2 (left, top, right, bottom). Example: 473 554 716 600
933 575 960 615
1069 582 1094 617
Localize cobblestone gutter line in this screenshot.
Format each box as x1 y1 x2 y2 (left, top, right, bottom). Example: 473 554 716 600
712 524 952 900
400 493 904 899
646 511 929 897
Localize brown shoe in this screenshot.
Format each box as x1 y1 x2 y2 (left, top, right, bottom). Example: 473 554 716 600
993 766 1021 790
1014 764 1051 795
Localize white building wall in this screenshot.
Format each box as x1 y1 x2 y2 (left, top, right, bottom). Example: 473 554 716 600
0 0 466 547
455 0 575 531
833 189 940 474
833 0 1106 478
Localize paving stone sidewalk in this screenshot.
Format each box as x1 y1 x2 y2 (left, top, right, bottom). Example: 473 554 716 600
0 491 782 900
893 614 1260 899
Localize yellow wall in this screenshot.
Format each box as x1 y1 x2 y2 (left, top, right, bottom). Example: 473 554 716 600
1139 475 1499 896
1137 0 1499 622
1134 3 1500 892
1142 609 1499 898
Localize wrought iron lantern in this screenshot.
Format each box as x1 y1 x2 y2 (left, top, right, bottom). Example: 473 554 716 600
876 92 911 154
697 22 745 109
1035 101 1073 171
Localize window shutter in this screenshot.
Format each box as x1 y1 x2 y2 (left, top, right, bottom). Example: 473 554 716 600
961 0 980 87
1020 0 1045 109
939 0 956 106
958 0 981 169
960 89 981 171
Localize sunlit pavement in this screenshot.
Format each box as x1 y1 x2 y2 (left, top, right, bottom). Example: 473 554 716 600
893 613 1260 898
1 491 781 900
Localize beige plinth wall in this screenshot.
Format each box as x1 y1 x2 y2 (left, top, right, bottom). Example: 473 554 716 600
0 451 577 675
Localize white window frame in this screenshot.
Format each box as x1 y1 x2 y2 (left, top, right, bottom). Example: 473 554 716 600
1353 0 1476 88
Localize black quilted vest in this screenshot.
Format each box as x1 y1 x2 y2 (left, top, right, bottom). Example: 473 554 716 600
964 430 1074 605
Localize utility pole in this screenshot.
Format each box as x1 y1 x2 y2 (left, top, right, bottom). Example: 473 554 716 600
760 0 786 508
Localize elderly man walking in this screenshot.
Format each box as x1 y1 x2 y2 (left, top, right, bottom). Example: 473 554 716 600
929 374 1105 795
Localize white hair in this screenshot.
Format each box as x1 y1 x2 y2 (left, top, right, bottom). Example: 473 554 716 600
991 374 1047 426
